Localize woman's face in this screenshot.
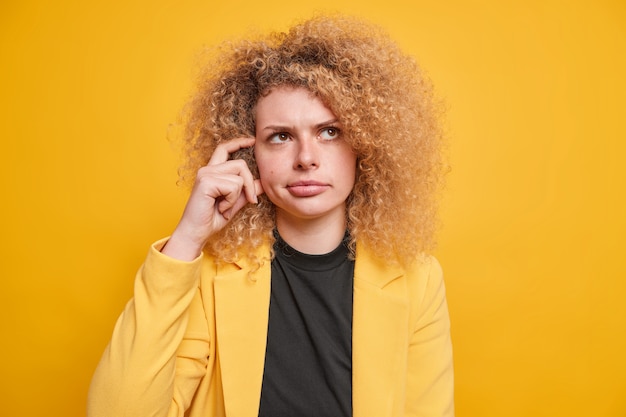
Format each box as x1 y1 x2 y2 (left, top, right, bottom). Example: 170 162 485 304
254 86 357 227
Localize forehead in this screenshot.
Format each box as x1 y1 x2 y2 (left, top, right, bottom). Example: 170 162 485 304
254 86 336 127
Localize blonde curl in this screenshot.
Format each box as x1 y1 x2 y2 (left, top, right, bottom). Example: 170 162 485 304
177 14 446 268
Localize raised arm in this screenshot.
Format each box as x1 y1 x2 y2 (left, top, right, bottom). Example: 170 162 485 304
87 242 207 417
88 138 263 416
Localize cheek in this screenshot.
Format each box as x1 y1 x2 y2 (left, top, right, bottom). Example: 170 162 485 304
255 158 279 192
254 151 268 176
255 158 272 180
338 152 358 182
255 147 286 180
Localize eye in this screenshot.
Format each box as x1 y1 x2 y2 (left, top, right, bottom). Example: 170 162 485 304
319 127 340 140
268 132 291 143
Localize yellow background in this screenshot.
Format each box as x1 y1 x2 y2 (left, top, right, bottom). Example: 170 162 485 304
1 0 624 416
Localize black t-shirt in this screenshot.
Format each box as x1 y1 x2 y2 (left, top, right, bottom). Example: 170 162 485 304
258 232 354 417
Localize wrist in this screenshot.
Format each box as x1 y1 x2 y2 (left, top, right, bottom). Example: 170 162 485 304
161 229 206 261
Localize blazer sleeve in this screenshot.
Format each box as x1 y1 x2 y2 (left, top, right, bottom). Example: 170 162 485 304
87 239 211 417
405 256 455 417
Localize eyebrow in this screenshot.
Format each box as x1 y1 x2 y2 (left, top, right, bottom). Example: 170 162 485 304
260 119 340 132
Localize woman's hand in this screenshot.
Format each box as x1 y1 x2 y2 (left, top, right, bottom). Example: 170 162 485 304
161 137 264 261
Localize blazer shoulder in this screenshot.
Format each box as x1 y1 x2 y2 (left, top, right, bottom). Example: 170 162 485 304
405 253 443 281
355 242 443 290
403 254 445 305
404 254 449 331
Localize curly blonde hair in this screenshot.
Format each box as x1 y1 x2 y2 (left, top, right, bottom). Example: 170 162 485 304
178 14 445 268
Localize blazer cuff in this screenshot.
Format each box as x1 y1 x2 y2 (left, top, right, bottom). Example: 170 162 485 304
140 237 204 293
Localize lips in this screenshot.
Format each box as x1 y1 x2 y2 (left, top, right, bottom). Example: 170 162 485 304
286 180 329 197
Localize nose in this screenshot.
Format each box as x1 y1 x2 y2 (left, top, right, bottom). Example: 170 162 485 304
294 138 319 169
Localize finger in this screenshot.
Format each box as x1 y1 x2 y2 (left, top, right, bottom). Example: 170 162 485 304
224 180 264 219
254 179 264 197
239 179 263 206
222 192 249 220
212 159 258 204
208 137 255 165
216 178 265 220
212 175 245 214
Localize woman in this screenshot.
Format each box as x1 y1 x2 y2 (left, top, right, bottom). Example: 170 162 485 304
88 15 454 417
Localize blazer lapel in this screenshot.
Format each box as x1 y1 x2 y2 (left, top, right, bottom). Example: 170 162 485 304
211 242 408 417
213 248 272 417
353 244 409 417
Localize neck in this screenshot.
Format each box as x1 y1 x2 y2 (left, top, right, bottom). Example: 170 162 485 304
275 211 347 255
